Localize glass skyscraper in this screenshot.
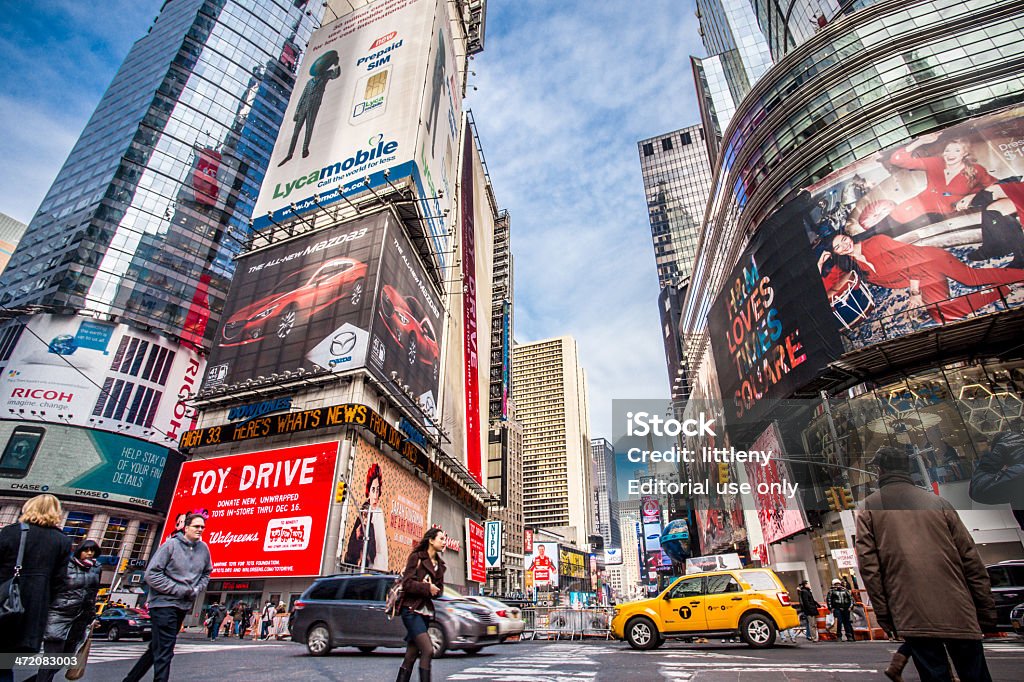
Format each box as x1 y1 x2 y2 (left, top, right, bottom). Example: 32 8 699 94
0 0 321 348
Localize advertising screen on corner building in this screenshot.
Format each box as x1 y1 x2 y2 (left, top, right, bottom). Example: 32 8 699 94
252 0 461 273
708 198 843 428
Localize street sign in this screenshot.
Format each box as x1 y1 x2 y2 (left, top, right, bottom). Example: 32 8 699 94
485 520 502 569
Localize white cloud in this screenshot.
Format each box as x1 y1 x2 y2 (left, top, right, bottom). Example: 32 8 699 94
467 1 704 435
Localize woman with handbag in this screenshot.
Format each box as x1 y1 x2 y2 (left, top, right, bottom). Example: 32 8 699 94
27 539 102 682
0 494 72 682
395 527 446 682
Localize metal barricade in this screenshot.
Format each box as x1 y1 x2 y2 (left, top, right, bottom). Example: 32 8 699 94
521 607 614 641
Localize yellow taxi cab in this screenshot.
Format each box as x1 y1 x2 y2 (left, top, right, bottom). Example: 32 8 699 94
611 568 799 649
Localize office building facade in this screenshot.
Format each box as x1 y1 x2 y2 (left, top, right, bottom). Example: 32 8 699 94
0 0 322 587
590 437 622 552
512 336 593 547
681 0 1024 591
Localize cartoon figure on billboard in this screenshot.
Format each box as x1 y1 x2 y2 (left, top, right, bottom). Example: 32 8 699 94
342 462 389 570
278 50 341 166
527 543 557 587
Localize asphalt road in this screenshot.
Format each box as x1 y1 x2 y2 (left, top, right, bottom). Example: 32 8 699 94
16 634 1024 681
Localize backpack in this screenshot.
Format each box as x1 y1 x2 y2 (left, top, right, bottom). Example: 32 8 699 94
831 588 852 610
385 558 421 620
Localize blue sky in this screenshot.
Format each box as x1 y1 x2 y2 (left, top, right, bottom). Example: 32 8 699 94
0 0 705 441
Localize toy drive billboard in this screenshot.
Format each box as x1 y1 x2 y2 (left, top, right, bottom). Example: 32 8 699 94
254 0 461 273
0 314 204 447
163 441 338 578
205 211 442 419
338 435 429 572
744 422 808 545
0 421 172 510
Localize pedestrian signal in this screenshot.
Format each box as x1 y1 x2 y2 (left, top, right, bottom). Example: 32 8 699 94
825 487 841 512
840 487 855 510
335 480 346 503
717 462 730 485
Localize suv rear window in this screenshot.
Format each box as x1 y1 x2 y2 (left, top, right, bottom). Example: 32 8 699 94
739 570 780 591
339 577 384 601
307 579 342 600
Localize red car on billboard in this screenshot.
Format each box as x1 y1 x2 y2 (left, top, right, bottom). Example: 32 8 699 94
220 258 367 346
377 285 439 379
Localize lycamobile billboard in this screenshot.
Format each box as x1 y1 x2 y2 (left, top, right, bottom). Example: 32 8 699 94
253 0 461 274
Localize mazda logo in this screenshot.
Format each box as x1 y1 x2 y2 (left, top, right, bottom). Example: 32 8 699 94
330 331 357 356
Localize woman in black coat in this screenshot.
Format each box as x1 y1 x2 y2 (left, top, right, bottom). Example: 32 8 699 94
395 527 446 682
28 539 101 682
0 494 72 682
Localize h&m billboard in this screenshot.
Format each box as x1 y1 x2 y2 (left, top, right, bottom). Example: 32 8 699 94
163 441 339 578
205 211 443 419
0 314 204 447
709 105 1024 428
338 435 429 573
253 0 461 273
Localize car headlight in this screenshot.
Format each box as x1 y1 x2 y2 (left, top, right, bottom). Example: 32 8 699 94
252 305 278 320
612 608 620 619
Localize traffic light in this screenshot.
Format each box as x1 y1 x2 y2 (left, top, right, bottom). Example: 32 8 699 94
825 487 841 512
335 480 346 503
718 462 730 485
119 557 129 572
839 486 855 510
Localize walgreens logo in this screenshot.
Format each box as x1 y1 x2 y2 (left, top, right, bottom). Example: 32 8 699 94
370 31 397 49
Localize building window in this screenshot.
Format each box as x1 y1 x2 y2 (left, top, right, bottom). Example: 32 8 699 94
662 137 673 151
681 131 693 145
130 522 153 560
101 517 129 556
63 511 93 545
642 143 654 157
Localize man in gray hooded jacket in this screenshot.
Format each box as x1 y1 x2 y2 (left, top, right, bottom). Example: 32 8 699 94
123 513 212 682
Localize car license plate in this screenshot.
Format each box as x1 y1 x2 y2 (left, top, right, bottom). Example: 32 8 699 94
487 625 497 635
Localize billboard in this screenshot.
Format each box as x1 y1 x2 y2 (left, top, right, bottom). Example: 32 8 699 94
526 541 559 588
0 314 204 447
0 421 171 510
559 546 587 580
744 422 808 545
253 0 461 274
484 520 502 569
803 105 1024 349
163 441 338 577
206 211 442 419
460 130 482 483
339 435 429 573
603 548 623 565
466 518 485 583
708 199 844 426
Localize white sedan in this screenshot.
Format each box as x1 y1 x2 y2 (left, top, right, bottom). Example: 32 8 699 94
463 596 526 641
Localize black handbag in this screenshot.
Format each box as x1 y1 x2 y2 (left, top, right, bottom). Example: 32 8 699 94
0 522 29 624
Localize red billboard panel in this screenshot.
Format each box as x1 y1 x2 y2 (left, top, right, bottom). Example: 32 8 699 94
466 518 485 583
164 441 338 578
460 132 482 482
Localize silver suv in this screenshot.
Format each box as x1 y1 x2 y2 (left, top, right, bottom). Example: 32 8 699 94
290 574 500 656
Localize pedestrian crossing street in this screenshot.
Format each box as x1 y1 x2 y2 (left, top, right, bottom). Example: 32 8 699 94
447 643 607 680
88 641 271 664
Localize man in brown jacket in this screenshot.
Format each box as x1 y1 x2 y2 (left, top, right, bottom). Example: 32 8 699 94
855 446 996 682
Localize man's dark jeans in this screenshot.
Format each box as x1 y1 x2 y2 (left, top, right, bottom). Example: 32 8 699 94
906 637 993 682
833 608 855 641
122 606 187 682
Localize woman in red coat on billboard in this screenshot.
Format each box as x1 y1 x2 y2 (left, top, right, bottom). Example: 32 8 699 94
870 132 997 236
821 232 1024 322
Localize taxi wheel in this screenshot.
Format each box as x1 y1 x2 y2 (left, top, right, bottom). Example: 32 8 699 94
740 613 777 648
625 616 659 650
